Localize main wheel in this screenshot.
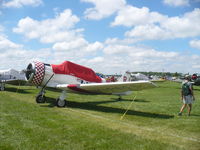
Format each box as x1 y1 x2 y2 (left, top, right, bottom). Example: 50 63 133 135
36 94 46 103
56 98 66 107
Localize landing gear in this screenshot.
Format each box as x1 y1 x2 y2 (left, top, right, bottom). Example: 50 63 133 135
35 88 67 107
56 90 67 107
36 94 46 103
35 73 54 104
36 90 46 103
56 98 67 107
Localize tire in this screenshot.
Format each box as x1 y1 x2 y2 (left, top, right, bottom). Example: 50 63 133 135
36 95 46 103
56 98 66 107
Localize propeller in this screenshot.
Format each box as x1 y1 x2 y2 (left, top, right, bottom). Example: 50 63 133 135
24 63 36 82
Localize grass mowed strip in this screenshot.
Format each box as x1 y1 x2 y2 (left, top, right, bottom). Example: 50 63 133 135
0 81 200 150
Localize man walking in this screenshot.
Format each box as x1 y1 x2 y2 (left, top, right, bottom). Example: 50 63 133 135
178 75 195 116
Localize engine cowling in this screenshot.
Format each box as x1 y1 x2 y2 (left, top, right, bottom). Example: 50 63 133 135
25 61 45 86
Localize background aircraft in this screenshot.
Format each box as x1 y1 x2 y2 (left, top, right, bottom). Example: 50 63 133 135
0 69 26 91
24 61 156 107
118 71 149 82
192 74 200 86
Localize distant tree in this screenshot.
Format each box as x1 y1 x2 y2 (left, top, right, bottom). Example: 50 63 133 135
174 72 178 77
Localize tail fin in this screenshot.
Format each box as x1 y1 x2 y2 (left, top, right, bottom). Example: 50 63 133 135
118 71 132 82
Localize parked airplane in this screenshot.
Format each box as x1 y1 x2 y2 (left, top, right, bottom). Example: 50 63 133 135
0 69 26 91
192 74 200 86
24 61 156 107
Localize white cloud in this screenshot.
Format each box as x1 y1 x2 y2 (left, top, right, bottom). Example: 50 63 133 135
85 41 104 52
0 32 199 74
124 8 200 40
53 38 103 53
12 8 106 68
1 1 200 74
161 8 200 38
2 0 43 8
0 35 23 50
0 35 52 70
111 5 166 27
192 65 200 69
103 44 131 55
52 39 104 65
13 9 80 43
125 24 169 40
53 38 88 51
103 44 178 59
94 40 200 73
110 2 200 40
88 57 104 63
105 38 140 45
190 39 200 50
81 0 126 20
163 0 189 7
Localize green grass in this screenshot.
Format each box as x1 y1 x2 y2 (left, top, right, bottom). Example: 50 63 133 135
0 81 200 150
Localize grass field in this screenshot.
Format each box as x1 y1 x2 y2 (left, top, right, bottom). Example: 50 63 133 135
0 81 200 150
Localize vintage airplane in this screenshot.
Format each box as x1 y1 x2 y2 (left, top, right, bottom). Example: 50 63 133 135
24 61 156 107
0 69 26 91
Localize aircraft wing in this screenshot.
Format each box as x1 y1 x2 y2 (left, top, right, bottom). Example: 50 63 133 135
1 79 26 85
54 81 156 95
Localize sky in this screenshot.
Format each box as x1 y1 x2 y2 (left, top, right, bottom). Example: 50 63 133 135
0 0 200 74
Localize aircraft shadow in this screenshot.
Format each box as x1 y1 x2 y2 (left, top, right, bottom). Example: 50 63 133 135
110 98 150 103
190 114 200 117
193 88 200 91
43 97 173 119
3 87 31 94
133 99 150 102
44 97 126 107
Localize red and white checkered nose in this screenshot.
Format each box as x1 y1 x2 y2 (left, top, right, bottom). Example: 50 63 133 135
32 61 45 86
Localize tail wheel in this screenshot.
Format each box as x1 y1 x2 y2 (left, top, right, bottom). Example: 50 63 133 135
56 98 66 107
36 94 46 103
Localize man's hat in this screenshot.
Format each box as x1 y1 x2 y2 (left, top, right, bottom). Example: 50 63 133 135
185 75 190 80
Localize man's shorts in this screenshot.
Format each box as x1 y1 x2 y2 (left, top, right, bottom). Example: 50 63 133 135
183 95 193 104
